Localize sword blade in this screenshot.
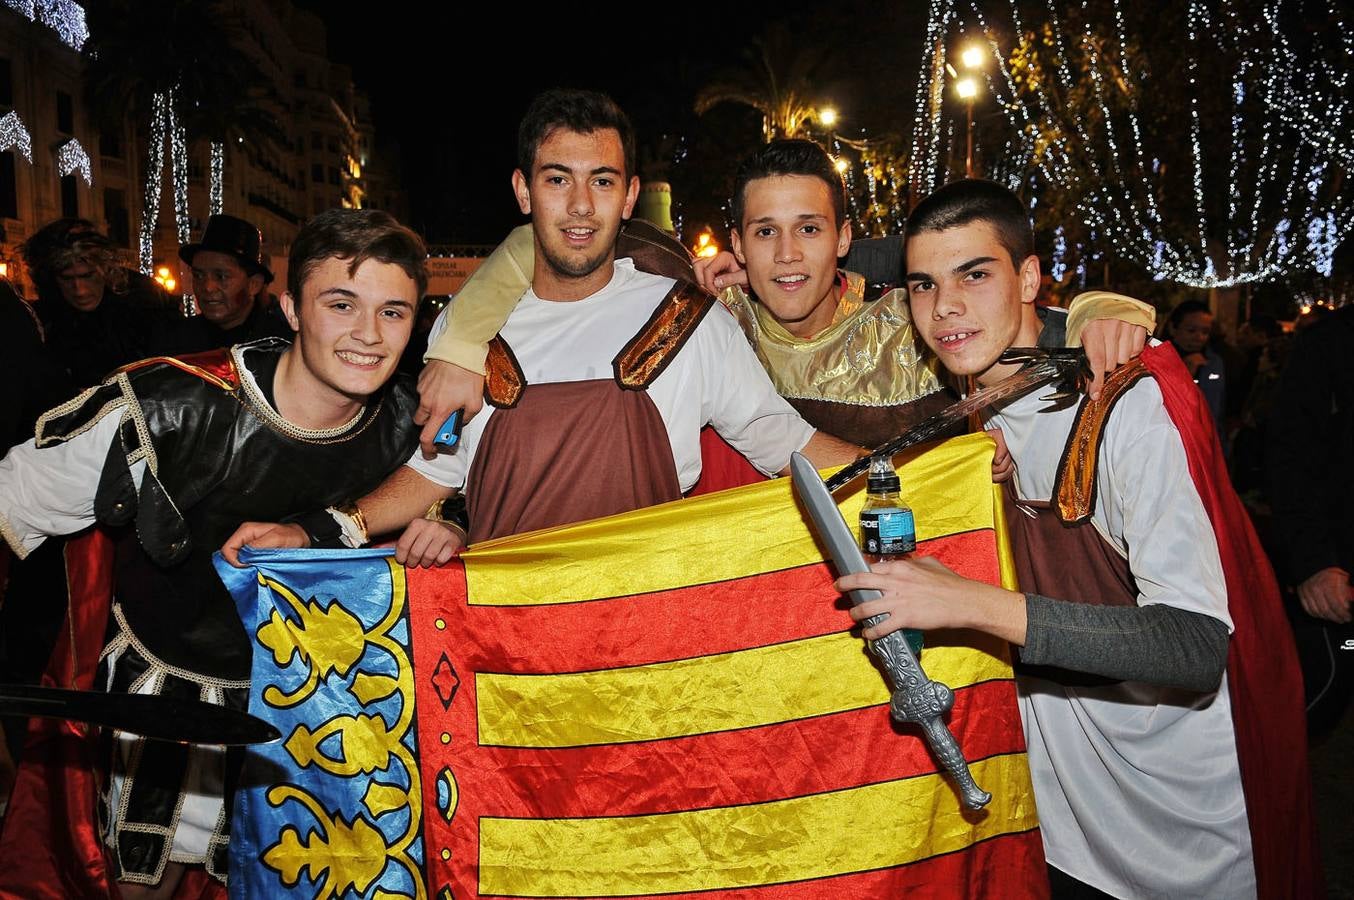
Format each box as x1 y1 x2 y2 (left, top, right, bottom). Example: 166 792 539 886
0 684 280 746
790 453 991 809
823 350 1083 493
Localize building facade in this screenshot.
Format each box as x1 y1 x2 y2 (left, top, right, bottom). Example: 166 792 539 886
0 0 407 296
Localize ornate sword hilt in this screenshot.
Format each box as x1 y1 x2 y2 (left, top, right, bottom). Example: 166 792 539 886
867 620 992 810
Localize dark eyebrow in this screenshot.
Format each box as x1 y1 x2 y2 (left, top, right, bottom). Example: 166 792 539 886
318 287 358 298
905 255 999 283
382 299 416 311
746 213 829 226
538 164 622 178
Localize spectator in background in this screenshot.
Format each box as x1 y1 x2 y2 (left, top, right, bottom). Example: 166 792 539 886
1167 299 1226 435
1266 303 1354 736
21 218 176 393
159 214 290 354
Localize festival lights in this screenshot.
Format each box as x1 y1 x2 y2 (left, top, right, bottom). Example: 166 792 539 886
0 111 32 162
955 0 1354 289
7 0 87 49
55 138 91 185
138 91 168 274
209 141 224 215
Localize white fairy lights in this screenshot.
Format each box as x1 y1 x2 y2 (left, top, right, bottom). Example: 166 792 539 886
55 138 91 185
138 91 168 274
209 141 224 215
958 0 1354 289
0 111 32 162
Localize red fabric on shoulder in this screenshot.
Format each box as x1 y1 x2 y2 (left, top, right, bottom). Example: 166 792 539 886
1140 342 1322 897
689 426 767 496
117 348 239 392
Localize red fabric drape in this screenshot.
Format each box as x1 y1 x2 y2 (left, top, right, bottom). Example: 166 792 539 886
1141 342 1322 898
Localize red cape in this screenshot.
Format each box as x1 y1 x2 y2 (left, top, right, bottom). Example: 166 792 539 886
1141 342 1322 898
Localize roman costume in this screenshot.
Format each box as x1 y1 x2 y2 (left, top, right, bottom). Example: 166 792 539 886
407 260 816 542
990 294 1320 898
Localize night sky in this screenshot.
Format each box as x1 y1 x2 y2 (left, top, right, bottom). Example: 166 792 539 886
301 2 930 244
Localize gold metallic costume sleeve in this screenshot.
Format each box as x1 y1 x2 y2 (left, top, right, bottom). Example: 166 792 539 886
422 224 533 374
1064 291 1157 347
728 275 943 407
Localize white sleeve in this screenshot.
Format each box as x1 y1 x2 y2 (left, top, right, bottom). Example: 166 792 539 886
1101 383 1233 630
0 412 145 559
701 309 816 475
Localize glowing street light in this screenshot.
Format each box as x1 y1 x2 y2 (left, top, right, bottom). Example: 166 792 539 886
960 44 985 70
818 106 838 128
833 157 849 174
694 230 720 259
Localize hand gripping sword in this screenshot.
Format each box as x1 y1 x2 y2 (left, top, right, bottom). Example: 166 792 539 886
791 452 992 810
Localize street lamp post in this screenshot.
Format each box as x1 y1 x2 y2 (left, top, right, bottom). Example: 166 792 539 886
952 42 985 178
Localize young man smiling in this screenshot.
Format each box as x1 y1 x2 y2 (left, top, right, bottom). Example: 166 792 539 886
0 208 427 896
412 140 1154 452
225 90 858 564
836 179 1320 899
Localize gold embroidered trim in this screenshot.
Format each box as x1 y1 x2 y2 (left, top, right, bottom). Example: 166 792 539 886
484 337 526 408
613 280 714 390
109 604 252 690
233 345 384 445
0 508 29 560
1053 359 1150 523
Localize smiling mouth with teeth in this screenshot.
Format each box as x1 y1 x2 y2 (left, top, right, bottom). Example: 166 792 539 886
337 350 383 366
939 332 976 344
773 274 808 284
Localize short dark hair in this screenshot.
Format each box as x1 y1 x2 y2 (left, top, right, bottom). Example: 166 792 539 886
516 88 635 180
288 209 428 301
1168 299 1212 329
905 179 1036 269
730 139 846 228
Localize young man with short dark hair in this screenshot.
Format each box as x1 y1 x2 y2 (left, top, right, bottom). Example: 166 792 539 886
413 139 1153 454
837 179 1320 899
0 208 428 896
225 90 858 563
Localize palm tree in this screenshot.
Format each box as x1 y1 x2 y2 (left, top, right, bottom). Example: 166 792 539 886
83 0 279 270
694 24 832 141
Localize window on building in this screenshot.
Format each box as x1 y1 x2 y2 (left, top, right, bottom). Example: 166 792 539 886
327 138 339 154
99 129 123 159
0 59 12 108
311 132 323 151
294 69 307 88
60 174 78 217
0 152 16 219
57 91 74 134
312 163 324 183
104 188 130 247
328 167 340 185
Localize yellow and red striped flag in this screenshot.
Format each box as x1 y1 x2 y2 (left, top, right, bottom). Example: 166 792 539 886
221 431 1046 898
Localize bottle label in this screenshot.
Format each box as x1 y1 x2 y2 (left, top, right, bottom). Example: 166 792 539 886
860 508 916 555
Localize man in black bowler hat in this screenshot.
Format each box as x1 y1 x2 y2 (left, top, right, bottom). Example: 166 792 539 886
161 214 291 354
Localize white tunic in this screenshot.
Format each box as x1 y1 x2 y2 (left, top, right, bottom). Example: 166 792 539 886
410 258 816 491
989 369 1255 899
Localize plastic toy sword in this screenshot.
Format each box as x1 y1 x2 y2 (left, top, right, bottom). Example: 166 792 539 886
790 451 992 810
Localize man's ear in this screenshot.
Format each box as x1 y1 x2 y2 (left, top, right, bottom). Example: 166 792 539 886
1018 254 1041 305
730 228 746 265
835 219 853 259
279 291 300 333
512 169 531 216
621 175 640 220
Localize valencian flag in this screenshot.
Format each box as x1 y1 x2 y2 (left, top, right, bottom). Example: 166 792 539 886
216 432 1046 898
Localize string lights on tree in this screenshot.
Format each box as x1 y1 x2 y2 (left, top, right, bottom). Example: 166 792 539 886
0 111 32 162
138 91 168 275
209 141 225 215
55 138 91 185
911 0 1352 290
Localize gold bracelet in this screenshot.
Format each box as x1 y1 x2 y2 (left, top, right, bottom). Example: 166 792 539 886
332 502 369 547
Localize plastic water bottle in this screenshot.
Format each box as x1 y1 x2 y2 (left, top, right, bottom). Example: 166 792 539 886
859 454 923 655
